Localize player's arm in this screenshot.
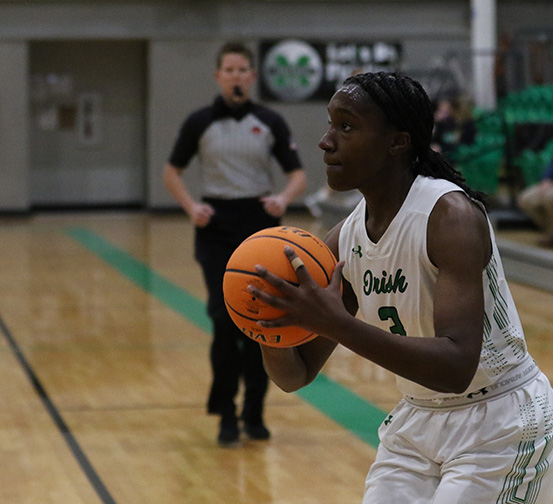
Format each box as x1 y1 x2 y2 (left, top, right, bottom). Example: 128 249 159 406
254 193 490 394
259 220 356 392
162 163 214 227
422 192 491 391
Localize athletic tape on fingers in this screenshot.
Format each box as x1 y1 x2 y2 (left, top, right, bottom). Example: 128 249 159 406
291 257 305 272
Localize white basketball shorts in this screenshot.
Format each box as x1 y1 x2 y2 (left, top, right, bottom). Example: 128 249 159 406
363 372 553 504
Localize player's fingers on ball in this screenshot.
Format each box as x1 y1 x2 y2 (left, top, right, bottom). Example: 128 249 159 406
330 261 345 287
283 246 310 281
246 284 287 310
257 317 287 328
254 264 295 294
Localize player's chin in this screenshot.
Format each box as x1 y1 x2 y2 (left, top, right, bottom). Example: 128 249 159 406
326 166 349 191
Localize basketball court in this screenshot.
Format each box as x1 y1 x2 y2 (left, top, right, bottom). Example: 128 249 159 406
0 210 552 503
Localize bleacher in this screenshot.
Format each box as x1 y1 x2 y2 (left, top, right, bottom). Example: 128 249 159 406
436 85 553 292
452 84 553 201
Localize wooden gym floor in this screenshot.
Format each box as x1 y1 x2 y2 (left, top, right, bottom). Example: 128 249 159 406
0 210 552 504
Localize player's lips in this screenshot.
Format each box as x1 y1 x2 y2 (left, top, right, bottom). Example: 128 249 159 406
325 163 343 173
323 154 340 166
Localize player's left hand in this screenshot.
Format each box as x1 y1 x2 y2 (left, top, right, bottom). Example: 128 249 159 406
248 246 346 337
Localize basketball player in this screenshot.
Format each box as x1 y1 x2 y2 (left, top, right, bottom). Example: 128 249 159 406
163 41 306 446
249 72 553 502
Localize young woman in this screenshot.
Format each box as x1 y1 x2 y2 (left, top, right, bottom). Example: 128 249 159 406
249 72 553 503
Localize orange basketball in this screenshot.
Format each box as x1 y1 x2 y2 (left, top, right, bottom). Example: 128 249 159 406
223 226 338 348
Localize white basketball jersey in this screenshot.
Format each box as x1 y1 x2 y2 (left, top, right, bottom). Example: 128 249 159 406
339 175 535 402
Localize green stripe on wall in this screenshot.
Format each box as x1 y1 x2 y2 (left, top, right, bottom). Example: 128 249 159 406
66 227 387 448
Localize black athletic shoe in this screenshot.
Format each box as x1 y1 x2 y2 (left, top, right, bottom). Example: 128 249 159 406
244 422 271 440
218 420 240 447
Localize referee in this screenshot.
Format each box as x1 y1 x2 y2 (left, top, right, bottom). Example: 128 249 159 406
163 41 306 446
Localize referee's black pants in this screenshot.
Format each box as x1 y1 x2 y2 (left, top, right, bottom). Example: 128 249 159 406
195 198 279 424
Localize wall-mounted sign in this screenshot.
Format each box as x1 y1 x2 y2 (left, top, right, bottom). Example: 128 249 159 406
259 39 401 102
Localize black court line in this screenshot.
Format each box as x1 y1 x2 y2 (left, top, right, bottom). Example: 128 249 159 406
0 315 118 504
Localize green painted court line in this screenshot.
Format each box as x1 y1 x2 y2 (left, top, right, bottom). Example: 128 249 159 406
66 228 211 332
296 374 386 447
66 227 387 448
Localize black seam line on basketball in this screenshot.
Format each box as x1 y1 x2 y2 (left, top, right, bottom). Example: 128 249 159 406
224 301 315 343
225 269 300 287
0 314 118 504
225 300 266 322
242 235 333 283
244 233 335 265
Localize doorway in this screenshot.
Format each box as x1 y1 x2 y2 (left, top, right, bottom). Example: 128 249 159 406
29 40 147 209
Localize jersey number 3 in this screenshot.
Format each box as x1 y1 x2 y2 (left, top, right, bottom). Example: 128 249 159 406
378 306 406 336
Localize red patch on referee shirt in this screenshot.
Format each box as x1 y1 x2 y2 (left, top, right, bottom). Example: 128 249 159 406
251 126 262 135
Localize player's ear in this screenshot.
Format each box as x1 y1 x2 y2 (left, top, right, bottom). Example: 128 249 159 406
389 131 410 156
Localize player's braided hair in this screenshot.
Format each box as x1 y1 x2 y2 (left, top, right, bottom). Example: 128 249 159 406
343 71 485 204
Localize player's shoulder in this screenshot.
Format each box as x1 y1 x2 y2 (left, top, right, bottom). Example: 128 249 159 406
433 190 487 225
416 175 487 228
429 190 491 265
